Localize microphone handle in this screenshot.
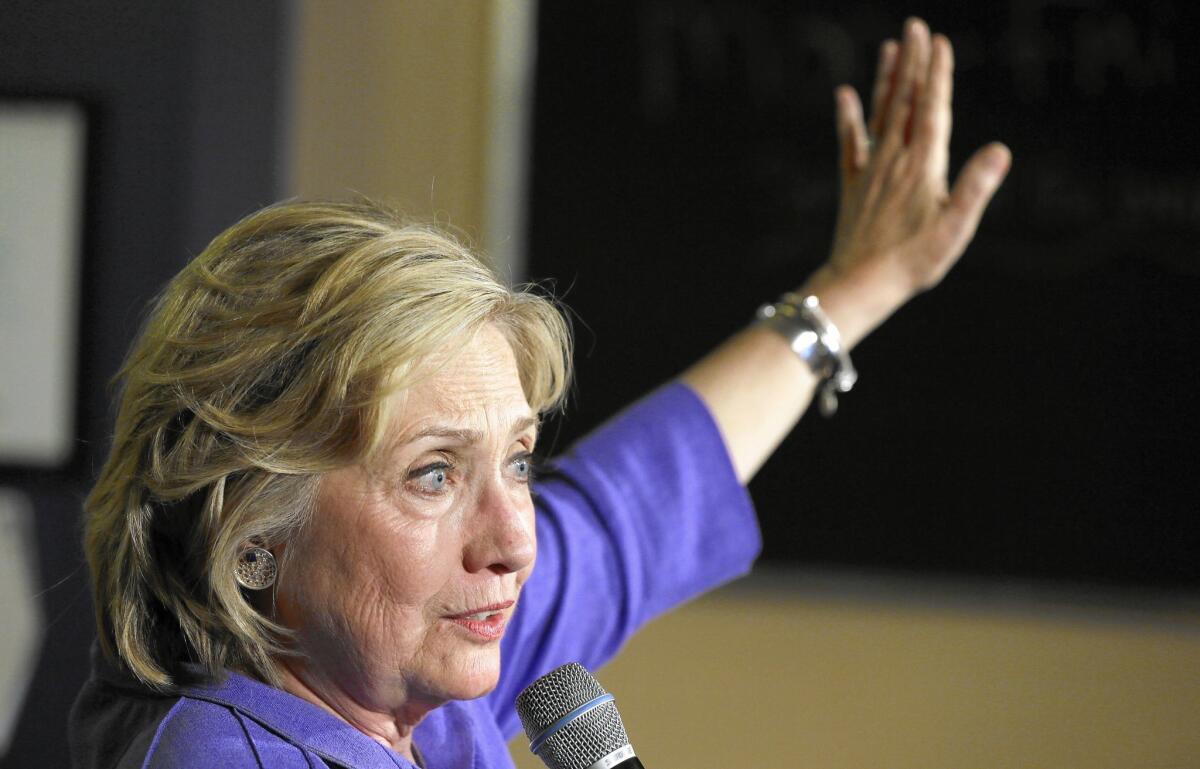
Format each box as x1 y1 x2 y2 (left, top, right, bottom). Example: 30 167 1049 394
611 757 645 769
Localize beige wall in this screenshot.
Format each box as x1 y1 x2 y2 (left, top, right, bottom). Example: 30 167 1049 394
289 6 1200 768
290 0 492 241
510 576 1200 769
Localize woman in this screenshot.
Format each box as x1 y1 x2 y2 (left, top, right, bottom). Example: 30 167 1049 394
70 19 1009 769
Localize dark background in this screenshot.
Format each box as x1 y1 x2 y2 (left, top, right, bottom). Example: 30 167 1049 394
0 2 288 765
527 1 1200 588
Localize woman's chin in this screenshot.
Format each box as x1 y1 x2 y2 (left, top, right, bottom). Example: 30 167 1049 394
434 646 503 702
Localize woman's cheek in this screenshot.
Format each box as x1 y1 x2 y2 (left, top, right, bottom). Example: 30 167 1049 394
388 482 461 523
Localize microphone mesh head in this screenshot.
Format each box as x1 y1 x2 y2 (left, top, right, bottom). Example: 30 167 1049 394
515 662 632 769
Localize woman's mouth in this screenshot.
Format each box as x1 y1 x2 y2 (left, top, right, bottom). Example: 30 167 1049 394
446 601 514 641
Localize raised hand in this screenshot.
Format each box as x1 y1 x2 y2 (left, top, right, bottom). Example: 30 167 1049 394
683 18 1012 482
815 17 1011 343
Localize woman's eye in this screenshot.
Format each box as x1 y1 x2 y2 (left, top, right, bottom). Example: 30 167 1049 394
509 452 534 483
409 462 451 493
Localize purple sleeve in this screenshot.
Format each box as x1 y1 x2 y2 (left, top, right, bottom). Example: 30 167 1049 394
487 382 761 737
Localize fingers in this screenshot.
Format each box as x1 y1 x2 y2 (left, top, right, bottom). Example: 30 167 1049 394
879 19 929 151
835 86 869 174
883 20 926 138
912 34 954 186
905 24 932 144
940 143 1012 259
867 40 899 140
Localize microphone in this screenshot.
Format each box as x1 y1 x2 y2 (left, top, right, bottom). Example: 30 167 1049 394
515 662 645 769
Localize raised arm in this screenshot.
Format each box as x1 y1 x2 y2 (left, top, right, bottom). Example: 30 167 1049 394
682 17 1012 483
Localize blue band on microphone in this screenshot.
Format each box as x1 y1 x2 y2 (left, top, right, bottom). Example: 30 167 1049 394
528 694 615 755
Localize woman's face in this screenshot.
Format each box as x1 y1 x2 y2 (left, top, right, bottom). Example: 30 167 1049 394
275 323 538 720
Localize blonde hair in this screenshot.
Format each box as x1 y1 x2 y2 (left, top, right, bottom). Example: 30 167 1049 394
84 200 572 689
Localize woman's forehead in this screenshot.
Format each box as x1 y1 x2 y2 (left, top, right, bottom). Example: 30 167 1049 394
384 325 536 443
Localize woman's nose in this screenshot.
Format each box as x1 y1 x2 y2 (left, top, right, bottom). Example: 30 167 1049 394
463 479 535 575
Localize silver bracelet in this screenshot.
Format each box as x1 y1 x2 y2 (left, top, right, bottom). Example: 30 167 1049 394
756 293 857 417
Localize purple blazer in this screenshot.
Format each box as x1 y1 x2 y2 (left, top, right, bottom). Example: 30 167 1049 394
69 383 761 768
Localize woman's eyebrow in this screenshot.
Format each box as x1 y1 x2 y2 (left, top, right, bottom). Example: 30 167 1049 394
405 416 539 445
512 415 540 438
408 427 481 444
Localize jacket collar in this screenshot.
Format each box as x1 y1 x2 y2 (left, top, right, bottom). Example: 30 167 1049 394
180 668 414 768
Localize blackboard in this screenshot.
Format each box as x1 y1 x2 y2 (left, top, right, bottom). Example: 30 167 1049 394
527 0 1200 589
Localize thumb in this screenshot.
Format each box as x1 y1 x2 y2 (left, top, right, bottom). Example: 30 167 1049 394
940 142 1011 257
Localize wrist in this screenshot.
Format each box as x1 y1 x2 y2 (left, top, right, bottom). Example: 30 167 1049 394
756 293 857 417
798 261 912 349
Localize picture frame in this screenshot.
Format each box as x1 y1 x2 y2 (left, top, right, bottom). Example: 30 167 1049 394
0 98 88 471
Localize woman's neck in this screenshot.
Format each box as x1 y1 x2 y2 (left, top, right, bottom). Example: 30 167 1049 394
274 659 434 763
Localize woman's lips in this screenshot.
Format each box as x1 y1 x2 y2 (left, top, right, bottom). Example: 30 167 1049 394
446 601 514 641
